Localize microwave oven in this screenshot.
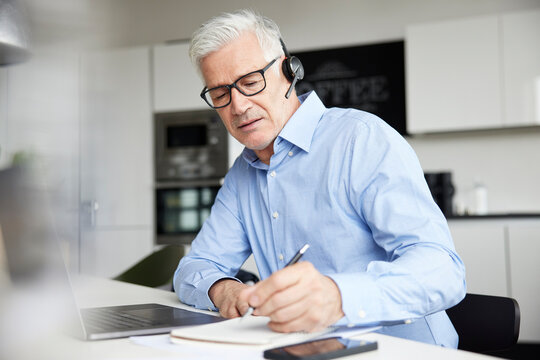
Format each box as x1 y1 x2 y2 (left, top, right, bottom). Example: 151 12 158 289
154 109 229 181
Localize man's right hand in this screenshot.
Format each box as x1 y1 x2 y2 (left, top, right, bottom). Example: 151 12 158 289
208 279 250 318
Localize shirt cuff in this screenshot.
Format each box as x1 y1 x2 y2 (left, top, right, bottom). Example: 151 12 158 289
327 272 381 326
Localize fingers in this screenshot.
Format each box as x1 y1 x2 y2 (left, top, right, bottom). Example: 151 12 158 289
265 282 334 333
268 307 327 333
209 279 249 318
244 262 344 332
252 280 306 316
219 303 241 318
248 262 314 310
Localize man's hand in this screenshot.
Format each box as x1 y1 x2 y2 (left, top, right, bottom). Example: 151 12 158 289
208 279 250 318
238 262 345 333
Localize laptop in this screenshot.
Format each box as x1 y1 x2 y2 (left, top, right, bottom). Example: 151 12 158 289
0 165 224 340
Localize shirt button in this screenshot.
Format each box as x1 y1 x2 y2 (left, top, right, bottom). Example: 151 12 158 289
358 310 366 318
270 170 276 177
279 254 284 261
272 211 279 219
288 151 293 157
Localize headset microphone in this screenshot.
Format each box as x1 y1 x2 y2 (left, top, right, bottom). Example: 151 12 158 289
280 38 304 99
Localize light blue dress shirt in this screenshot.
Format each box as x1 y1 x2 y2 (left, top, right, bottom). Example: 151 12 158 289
174 91 466 347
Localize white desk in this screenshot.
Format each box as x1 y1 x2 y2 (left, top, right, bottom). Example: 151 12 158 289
4 277 497 360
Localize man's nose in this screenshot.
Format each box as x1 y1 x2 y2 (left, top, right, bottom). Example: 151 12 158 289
230 87 251 115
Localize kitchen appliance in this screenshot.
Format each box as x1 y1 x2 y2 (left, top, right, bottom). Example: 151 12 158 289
154 109 228 181
154 109 229 245
424 172 455 217
155 180 222 244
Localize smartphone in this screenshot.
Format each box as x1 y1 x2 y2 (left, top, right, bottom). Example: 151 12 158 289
263 337 378 360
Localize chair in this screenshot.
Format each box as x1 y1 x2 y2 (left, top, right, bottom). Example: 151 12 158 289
113 245 260 290
446 293 520 354
113 245 184 288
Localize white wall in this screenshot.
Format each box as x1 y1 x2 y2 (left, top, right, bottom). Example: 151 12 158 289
86 0 540 214
88 0 540 50
410 130 540 213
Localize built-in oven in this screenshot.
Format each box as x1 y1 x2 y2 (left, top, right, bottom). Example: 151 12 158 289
154 109 228 245
155 109 228 181
155 180 222 244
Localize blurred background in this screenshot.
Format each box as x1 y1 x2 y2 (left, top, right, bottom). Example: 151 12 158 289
1 0 540 358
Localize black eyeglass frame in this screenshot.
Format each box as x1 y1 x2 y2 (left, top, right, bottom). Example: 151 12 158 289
200 57 279 109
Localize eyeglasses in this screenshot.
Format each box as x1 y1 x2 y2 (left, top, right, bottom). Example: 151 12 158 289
200 58 278 109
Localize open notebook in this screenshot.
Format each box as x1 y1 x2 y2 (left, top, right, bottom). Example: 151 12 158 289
170 316 333 346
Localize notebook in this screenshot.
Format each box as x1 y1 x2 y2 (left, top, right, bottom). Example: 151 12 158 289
170 315 333 346
0 165 224 341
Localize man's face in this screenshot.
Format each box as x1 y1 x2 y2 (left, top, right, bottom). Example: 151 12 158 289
200 32 291 154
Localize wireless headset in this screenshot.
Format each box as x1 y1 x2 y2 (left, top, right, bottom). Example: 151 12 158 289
280 38 304 99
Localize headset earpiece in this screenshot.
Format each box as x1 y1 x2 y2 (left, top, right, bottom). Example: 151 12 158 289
280 38 304 99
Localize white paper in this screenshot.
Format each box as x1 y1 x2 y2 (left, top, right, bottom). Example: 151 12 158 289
130 334 262 359
170 316 333 346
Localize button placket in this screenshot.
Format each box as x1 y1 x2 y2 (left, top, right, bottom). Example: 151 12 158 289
266 166 282 267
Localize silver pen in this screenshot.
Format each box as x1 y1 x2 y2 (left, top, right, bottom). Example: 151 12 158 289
242 244 310 319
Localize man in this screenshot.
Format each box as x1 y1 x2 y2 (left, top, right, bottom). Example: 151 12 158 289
174 9 466 347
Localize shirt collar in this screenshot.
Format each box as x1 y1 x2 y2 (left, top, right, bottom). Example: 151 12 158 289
278 91 326 153
241 91 326 164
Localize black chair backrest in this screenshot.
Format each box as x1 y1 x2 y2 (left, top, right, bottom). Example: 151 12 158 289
114 245 184 288
446 293 520 353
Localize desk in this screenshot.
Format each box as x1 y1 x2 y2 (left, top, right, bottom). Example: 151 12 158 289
5 277 496 359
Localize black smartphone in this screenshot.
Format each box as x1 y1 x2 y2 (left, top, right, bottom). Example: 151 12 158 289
263 337 378 360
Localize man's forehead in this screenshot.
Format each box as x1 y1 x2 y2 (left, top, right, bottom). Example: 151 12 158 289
200 34 268 87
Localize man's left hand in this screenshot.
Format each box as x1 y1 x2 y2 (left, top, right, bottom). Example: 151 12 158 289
238 261 345 333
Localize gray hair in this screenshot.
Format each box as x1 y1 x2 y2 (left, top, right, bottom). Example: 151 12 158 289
189 9 284 76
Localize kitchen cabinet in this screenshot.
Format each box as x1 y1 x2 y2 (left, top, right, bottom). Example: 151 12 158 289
80 47 154 277
448 217 540 342
406 10 540 133
507 221 540 342
502 10 540 127
153 42 206 112
449 220 508 297
406 16 502 133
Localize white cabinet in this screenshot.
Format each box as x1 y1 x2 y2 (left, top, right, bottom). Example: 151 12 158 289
406 10 540 133
80 47 154 277
153 42 206 112
507 222 540 342
449 221 508 297
406 16 502 133
448 218 540 342
502 10 540 127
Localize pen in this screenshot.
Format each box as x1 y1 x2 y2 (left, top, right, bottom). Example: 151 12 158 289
242 244 310 319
